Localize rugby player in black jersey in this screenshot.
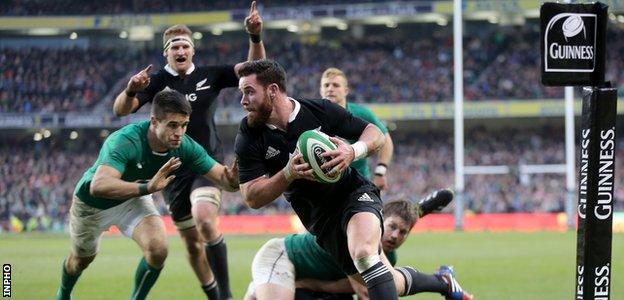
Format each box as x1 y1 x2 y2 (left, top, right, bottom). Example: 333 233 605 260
112 3 265 299
234 59 408 299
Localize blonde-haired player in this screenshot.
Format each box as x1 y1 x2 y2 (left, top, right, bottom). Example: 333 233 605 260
112 2 265 299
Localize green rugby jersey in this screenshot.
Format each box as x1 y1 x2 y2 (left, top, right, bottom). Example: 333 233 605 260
285 233 397 281
74 120 216 209
346 102 388 179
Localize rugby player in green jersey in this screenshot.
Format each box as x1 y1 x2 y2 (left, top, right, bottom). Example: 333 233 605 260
244 190 473 300
55 90 239 300
319 68 393 190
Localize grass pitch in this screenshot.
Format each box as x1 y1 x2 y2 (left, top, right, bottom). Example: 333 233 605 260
2 231 623 299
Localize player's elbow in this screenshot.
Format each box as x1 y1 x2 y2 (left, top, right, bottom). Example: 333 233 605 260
246 200 263 210
243 197 264 209
368 126 385 152
240 181 269 209
112 105 129 117
89 179 104 198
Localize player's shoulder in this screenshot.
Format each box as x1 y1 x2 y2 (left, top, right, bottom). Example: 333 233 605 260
234 118 264 154
177 134 205 155
180 133 199 148
151 67 169 79
299 98 329 107
105 121 147 150
235 117 262 143
348 101 368 110
348 102 373 114
146 68 170 88
195 64 234 74
297 98 334 113
117 121 147 137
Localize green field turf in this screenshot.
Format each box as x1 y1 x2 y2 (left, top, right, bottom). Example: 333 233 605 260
2 231 623 299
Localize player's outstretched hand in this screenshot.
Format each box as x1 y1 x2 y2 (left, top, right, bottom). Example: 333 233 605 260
244 1 263 35
126 64 152 94
224 158 240 191
286 151 315 182
147 157 181 193
320 137 354 178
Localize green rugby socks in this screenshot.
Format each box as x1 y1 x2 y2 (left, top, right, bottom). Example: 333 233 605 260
55 259 81 300
130 257 162 300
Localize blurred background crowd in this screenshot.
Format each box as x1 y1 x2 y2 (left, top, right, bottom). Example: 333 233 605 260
5 25 624 113
2 0 624 232
3 125 624 232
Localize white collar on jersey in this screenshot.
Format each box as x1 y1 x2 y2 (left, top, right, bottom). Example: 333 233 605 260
164 63 196 76
151 150 169 156
266 97 300 130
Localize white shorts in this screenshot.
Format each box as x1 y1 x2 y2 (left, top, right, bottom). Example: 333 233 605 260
69 195 159 257
246 238 296 296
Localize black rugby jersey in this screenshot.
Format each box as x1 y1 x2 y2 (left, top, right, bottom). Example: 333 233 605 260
234 98 372 234
135 64 238 161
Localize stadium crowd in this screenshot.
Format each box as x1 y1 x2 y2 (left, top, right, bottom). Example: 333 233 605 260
2 126 624 232
1 0 412 15
3 25 624 113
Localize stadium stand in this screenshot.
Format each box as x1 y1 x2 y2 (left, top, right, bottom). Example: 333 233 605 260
2 0 624 234
0 0 414 15
3 24 624 113
3 126 624 232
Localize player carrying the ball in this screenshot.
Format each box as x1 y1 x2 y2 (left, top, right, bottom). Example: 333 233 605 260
236 59 421 300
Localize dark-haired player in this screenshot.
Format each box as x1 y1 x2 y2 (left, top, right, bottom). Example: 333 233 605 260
235 59 403 299
56 90 239 300
112 3 265 299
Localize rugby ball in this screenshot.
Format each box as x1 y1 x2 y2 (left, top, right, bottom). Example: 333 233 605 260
297 129 342 183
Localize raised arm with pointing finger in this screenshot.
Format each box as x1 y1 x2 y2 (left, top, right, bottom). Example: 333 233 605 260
110 3 265 299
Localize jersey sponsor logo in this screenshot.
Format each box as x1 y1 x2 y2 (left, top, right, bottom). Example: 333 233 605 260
265 146 281 159
357 193 373 202
196 78 211 91
186 93 197 101
161 86 198 101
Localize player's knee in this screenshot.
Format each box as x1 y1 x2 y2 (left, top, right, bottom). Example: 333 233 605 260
195 219 220 242
75 259 93 272
144 240 168 266
349 243 378 263
69 254 95 273
353 254 382 273
182 235 204 257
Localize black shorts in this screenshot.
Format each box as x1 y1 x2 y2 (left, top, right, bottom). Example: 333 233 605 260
162 166 218 222
315 183 384 275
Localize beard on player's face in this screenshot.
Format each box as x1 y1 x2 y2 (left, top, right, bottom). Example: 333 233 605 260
247 91 273 128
